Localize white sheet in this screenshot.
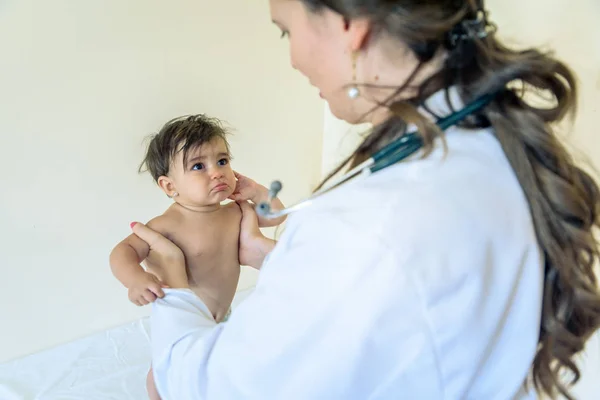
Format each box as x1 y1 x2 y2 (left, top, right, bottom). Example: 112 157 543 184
2 286 598 399
0 288 254 400
0 319 151 400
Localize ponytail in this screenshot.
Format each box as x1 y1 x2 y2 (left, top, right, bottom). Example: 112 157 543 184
477 49 600 399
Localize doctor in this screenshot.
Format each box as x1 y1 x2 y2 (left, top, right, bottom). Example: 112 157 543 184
131 1 600 399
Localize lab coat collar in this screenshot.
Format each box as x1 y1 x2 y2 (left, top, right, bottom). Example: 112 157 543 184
418 85 464 122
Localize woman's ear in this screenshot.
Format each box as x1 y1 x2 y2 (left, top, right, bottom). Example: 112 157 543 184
157 176 177 198
347 17 371 52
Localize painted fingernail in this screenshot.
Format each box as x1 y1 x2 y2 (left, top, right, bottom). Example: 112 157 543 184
130 222 138 229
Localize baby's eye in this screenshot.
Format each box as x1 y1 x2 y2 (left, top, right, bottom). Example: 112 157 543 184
218 158 229 166
192 163 204 170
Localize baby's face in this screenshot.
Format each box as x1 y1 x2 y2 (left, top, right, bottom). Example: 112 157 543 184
169 138 236 207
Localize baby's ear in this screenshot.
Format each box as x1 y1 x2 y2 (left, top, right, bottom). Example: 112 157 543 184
157 176 176 198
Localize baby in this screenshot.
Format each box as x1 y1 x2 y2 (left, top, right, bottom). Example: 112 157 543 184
109 114 285 399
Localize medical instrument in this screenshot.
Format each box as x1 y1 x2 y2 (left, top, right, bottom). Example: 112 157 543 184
257 93 496 219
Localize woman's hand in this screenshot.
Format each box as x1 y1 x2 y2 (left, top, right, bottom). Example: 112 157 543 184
229 171 262 203
230 171 287 227
237 201 276 269
130 222 190 289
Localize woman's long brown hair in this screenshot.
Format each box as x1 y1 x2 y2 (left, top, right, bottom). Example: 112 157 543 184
302 0 600 398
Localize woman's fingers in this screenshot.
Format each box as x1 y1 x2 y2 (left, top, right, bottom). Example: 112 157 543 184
131 222 183 262
238 200 253 221
238 200 261 237
238 199 253 213
237 201 274 268
229 193 248 202
128 224 187 289
131 222 166 249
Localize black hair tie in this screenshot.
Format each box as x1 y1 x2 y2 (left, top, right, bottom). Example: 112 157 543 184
445 8 497 51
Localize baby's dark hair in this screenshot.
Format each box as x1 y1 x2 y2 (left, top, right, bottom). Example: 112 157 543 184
139 114 231 182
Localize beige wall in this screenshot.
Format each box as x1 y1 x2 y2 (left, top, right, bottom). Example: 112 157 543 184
322 1 600 398
0 0 323 362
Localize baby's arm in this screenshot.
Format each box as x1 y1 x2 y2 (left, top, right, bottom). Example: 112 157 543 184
109 218 168 305
110 232 150 286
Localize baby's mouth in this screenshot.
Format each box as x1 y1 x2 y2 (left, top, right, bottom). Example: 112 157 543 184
212 183 229 192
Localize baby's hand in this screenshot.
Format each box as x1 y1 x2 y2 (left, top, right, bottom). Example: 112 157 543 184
127 272 167 306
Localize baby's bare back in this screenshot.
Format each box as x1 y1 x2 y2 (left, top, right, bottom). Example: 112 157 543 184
148 202 241 322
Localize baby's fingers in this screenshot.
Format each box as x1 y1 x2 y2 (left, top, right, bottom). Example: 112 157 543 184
136 296 149 306
142 289 157 303
148 282 165 298
129 291 143 306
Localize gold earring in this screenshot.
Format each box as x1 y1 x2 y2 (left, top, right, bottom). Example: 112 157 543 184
347 51 360 99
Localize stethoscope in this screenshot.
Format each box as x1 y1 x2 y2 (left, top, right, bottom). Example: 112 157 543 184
256 92 495 219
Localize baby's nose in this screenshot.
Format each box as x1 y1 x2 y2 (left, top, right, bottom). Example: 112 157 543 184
211 169 224 179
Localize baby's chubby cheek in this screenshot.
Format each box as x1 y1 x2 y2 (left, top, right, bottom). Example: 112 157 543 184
227 176 238 191
226 184 236 198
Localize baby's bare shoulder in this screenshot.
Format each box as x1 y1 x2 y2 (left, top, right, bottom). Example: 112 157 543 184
146 211 178 240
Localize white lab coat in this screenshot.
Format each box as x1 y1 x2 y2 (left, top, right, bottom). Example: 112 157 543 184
151 89 543 400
